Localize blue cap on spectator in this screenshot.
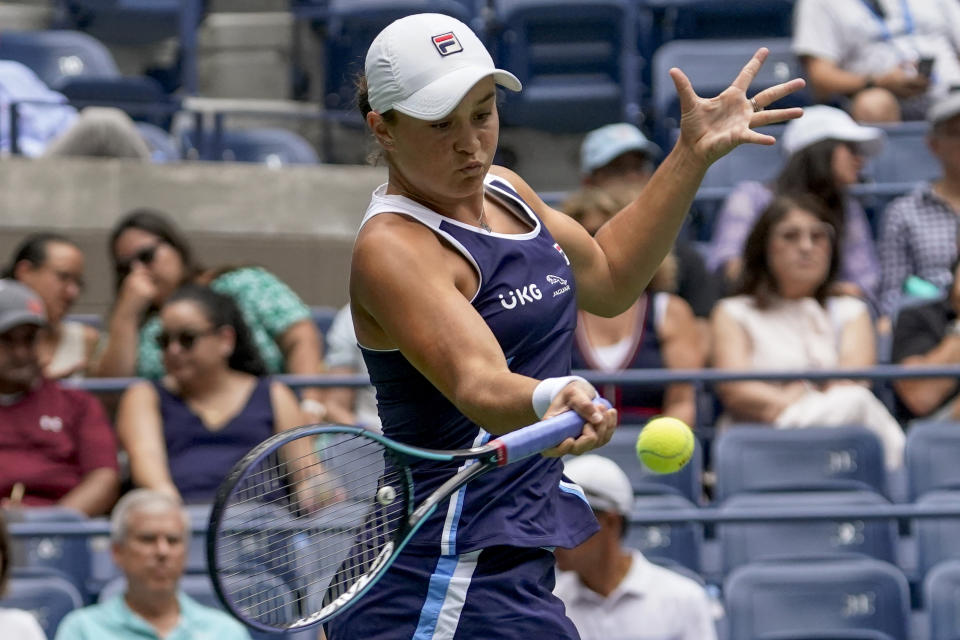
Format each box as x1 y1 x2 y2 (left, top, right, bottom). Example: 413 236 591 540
580 123 662 176
0 279 46 334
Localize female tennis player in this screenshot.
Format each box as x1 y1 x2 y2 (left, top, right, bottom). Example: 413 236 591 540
330 12 805 639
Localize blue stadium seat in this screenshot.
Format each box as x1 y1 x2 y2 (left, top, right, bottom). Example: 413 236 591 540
310 305 339 339
1 569 84 638
627 493 702 573
866 122 939 186
692 125 785 192
713 426 888 502
0 30 120 90
9 507 93 597
491 0 641 132
915 490 960 580
718 491 898 576
598 423 702 504
181 127 319 165
724 558 910 640
61 0 194 47
58 75 179 128
926 559 960 640
641 0 796 46
906 421 960 501
651 38 808 144
321 0 475 116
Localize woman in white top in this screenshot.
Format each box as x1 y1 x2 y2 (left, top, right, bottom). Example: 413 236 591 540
4 233 99 378
0 513 48 640
712 194 905 468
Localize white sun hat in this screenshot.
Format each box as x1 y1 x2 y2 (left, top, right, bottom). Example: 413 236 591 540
781 105 885 157
365 12 522 121
562 454 633 516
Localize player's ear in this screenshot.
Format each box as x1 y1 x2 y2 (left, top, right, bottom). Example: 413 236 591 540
367 111 395 150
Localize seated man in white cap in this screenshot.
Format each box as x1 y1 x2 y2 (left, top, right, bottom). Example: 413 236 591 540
555 455 717 640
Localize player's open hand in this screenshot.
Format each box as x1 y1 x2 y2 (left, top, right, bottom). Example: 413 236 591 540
542 380 618 458
672 47 806 166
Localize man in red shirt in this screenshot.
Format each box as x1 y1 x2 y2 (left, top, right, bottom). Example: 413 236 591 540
0 279 118 516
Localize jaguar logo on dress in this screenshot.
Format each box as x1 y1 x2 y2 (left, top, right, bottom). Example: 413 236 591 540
499 284 543 309
546 274 571 298
39 415 63 432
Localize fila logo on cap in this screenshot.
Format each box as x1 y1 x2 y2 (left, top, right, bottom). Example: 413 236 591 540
432 31 463 56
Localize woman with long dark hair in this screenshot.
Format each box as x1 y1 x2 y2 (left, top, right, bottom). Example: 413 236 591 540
115 284 303 503
95 208 328 423
707 105 883 303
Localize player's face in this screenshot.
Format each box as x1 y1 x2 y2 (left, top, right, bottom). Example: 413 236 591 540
158 300 233 384
113 508 187 595
16 242 85 324
113 229 185 304
0 324 41 391
767 207 834 298
384 77 499 205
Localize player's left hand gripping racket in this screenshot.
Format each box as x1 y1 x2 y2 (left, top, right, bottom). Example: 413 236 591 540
206 398 611 633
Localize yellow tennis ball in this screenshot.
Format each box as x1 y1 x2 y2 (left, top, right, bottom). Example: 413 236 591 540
635 416 695 474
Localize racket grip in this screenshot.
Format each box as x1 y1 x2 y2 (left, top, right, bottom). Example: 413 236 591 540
492 397 612 466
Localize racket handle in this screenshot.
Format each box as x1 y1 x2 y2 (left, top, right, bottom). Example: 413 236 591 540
492 397 612 466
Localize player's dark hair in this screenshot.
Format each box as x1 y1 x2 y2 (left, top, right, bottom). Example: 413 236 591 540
0 511 10 597
356 73 398 166
166 284 267 377
109 208 201 292
3 232 77 279
774 139 848 241
738 194 840 309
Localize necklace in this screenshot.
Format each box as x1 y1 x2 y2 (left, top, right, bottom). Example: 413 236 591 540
477 208 491 232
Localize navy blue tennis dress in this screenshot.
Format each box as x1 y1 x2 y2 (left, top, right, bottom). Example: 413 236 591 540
325 174 598 640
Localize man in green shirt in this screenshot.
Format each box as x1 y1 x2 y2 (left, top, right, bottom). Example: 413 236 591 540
55 490 251 640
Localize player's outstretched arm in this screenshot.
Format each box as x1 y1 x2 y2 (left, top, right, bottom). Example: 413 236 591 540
507 48 806 317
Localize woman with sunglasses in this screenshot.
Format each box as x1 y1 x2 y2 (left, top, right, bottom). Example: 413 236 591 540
3 232 99 378
96 209 328 422
114 284 304 503
711 194 905 469
707 105 884 306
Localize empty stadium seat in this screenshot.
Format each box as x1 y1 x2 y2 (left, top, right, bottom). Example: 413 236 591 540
0 30 120 90
491 0 641 132
1 568 84 639
906 421 960 501
7 507 93 597
641 0 796 45
724 558 910 640
181 127 319 165
58 75 179 128
718 491 898 576
915 490 960 580
692 125 785 192
598 423 702 504
61 0 188 47
866 122 939 186
925 559 960 640
651 38 808 144
627 493 702 572
713 426 888 502
320 0 475 116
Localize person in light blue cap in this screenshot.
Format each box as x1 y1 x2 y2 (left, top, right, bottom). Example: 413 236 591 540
580 123 662 187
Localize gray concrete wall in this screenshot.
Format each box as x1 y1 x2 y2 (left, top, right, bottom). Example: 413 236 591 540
0 157 387 316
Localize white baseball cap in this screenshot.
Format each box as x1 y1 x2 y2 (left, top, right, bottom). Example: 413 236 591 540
580 123 662 175
563 455 633 516
365 13 522 120
781 105 885 157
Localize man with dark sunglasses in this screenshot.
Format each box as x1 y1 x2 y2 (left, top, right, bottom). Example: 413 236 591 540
0 279 119 516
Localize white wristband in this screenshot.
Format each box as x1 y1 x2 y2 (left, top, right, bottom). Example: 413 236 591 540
532 375 592 419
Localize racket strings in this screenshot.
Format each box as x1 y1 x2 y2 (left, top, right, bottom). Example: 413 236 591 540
212 431 408 628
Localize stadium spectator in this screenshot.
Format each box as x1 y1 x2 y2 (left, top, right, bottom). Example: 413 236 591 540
54 489 251 640
878 92 960 318
0 279 118 515
116 285 303 504
891 256 960 421
0 511 47 640
0 60 150 159
4 233 99 378
554 455 717 640
793 0 960 122
580 123 719 322
323 303 382 431
711 195 905 469
564 186 705 426
95 209 328 424
707 105 882 304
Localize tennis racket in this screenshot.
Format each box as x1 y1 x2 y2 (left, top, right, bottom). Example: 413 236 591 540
206 397 611 633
